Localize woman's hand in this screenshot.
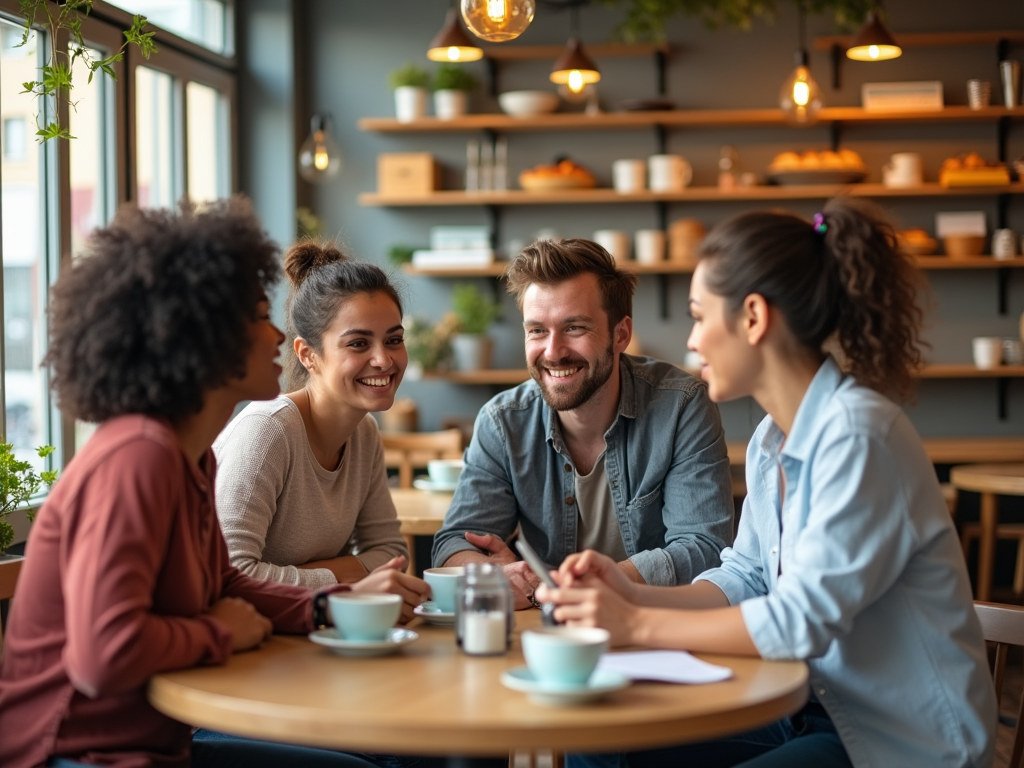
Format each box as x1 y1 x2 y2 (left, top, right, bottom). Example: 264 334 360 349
557 549 640 603
208 597 273 652
351 556 431 624
537 573 639 647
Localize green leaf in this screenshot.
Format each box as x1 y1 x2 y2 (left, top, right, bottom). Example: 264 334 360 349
20 80 40 94
36 446 55 459
35 122 74 142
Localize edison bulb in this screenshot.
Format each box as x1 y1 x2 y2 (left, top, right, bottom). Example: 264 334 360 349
461 0 534 42
779 64 822 125
298 116 342 183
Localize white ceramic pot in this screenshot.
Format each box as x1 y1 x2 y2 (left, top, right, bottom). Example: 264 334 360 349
394 86 427 123
433 89 467 120
451 333 492 371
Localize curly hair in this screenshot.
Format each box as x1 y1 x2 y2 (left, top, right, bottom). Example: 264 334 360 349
505 238 638 330
46 197 281 424
283 239 403 389
698 197 926 401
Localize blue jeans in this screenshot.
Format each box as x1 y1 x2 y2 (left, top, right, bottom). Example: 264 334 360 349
566 703 852 768
192 728 429 768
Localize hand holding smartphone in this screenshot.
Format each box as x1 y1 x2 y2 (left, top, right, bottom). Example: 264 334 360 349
514 538 561 626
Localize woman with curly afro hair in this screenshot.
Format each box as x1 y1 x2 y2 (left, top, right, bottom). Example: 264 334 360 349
542 198 995 768
0 199 379 768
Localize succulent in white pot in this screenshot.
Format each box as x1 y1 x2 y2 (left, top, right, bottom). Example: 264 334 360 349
432 64 478 120
389 64 430 123
450 284 500 371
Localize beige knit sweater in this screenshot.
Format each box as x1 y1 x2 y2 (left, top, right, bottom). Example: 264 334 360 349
213 397 407 588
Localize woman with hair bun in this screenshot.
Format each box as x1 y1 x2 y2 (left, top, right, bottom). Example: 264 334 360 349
214 240 429 621
541 198 995 768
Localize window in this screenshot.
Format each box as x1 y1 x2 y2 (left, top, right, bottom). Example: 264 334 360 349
135 65 179 209
105 0 230 55
186 81 228 202
3 117 25 161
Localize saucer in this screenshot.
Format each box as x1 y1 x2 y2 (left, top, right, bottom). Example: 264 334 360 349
309 627 418 657
413 478 458 493
500 666 631 706
413 601 456 626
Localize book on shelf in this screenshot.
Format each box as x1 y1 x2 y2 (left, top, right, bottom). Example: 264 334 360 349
411 249 495 268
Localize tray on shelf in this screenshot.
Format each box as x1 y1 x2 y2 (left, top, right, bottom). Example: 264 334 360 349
767 169 868 186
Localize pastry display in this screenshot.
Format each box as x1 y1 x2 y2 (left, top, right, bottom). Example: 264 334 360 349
519 157 597 191
767 149 867 185
896 228 938 255
939 153 1010 187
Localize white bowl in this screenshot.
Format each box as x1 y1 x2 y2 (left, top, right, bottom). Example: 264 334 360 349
498 90 560 118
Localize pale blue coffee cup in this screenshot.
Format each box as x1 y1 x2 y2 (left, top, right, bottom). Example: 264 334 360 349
328 593 402 641
522 627 610 687
427 459 464 485
423 566 463 613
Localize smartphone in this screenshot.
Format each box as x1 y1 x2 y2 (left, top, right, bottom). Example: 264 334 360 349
514 538 560 626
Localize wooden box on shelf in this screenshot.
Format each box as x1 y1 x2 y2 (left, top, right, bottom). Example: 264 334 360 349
377 152 440 197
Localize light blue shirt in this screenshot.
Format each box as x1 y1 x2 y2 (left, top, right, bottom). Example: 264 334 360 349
696 357 995 768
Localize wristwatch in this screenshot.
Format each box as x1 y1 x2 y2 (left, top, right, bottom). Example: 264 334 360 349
312 590 332 630
526 587 542 610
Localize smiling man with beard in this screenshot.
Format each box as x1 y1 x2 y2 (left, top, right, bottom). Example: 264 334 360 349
432 238 733 608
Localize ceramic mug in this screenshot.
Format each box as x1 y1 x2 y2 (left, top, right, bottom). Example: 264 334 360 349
648 154 692 192
882 152 923 188
612 159 646 193
972 337 1004 369
328 594 402 642
993 229 1017 260
635 229 666 264
423 566 464 613
593 230 630 261
521 627 609 686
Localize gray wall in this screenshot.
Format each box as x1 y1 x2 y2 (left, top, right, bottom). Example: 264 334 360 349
240 0 1024 441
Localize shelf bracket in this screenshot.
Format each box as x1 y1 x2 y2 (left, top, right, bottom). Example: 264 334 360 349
654 123 667 155
487 57 499 98
830 120 843 152
654 49 667 96
998 116 1011 164
658 274 670 320
830 43 843 90
486 202 500 251
998 38 1010 68
998 266 1010 316
998 377 1010 421
998 192 1010 230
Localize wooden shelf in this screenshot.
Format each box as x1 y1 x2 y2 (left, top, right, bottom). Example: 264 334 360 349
400 258 1024 278
362 184 1024 207
425 364 1024 386
813 30 1024 52
480 42 669 61
358 106 1024 134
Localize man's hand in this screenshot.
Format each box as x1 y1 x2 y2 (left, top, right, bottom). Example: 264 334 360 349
208 597 273 652
352 556 431 624
463 532 517 565
502 561 542 610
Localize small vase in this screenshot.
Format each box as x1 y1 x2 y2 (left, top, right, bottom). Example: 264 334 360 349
451 333 492 371
394 86 427 123
433 90 467 121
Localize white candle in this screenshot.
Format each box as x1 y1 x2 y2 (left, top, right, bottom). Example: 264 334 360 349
463 611 506 655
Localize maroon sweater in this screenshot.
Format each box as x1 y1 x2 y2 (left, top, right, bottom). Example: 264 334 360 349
0 415 319 768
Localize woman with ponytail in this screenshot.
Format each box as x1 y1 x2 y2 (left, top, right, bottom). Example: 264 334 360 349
541 199 995 768
213 241 429 622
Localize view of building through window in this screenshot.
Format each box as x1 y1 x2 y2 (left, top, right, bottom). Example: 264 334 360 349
135 65 177 209
106 0 228 54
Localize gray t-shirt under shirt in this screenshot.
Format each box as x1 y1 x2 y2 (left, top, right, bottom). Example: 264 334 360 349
574 453 629 562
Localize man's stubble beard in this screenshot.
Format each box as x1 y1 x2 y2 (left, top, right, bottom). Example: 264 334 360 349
530 342 616 412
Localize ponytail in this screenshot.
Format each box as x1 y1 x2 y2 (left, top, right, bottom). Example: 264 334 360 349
698 198 926 400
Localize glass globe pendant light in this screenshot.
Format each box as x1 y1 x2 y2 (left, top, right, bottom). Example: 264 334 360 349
778 7 822 125
298 114 342 184
461 0 535 43
428 8 484 62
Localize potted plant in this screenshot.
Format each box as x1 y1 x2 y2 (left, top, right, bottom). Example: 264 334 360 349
450 284 500 371
389 63 430 123
432 64 478 120
0 444 58 556
404 313 460 379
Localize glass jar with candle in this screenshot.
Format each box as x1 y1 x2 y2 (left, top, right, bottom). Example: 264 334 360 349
455 562 512 656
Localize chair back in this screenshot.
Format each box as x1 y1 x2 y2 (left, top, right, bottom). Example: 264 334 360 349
381 429 463 489
975 601 1024 768
0 556 24 651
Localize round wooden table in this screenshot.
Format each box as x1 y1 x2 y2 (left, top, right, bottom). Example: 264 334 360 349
149 611 808 757
950 463 1024 601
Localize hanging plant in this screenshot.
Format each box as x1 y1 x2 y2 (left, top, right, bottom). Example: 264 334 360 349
599 0 876 41
17 0 157 141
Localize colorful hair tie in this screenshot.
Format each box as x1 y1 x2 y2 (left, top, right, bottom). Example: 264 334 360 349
812 212 828 235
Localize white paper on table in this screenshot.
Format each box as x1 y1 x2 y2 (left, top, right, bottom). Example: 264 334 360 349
597 651 732 684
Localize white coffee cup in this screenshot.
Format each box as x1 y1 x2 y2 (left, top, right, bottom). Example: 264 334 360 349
612 159 646 194
648 154 692 192
972 337 1004 369
593 229 630 261
882 152 923 188
993 229 1017 260
635 229 666 264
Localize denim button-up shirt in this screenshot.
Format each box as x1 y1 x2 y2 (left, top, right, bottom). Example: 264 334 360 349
696 357 995 768
432 355 734 585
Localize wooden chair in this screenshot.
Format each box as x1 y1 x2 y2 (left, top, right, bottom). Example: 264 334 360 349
381 429 463 573
0 556 24 651
975 601 1024 768
963 523 1024 596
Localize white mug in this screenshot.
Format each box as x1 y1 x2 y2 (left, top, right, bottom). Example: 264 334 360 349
972 337 1004 369
993 228 1017 260
612 159 646 194
593 230 630 261
648 154 692 192
635 229 666 264
882 152 923 188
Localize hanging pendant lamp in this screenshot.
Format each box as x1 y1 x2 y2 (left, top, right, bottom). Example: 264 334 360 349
549 5 599 95
846 10 901 61
428 8 484 62
778 6 822 125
